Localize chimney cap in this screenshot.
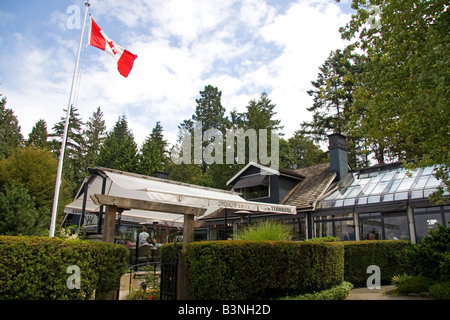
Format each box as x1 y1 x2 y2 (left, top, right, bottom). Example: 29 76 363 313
328 132 347 151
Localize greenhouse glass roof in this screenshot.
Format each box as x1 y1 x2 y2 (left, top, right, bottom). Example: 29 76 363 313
319 165 448 209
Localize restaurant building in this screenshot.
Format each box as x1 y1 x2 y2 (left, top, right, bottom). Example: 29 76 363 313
200 133 449 243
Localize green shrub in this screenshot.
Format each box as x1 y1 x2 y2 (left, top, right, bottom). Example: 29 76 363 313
429 281 450 300
234 220 293 241
178 241 344 300
305 236 338 242
343 240 412 287
396 275 434 294
0 236 128 300
406 225 450 281
277 281 353 300
391 273 412 286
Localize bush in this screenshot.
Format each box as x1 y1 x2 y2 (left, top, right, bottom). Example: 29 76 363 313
429 281 450 300
395 275 434 294
277 281 353 300
234 220 293 241
179 240 344 300
406 224 450 281
0 236 128 300
343 240 412 287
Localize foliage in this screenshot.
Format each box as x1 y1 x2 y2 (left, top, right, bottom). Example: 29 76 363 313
300 48 368 168
391 273 412 286
49 106 86 196
406 224 450 281
26 119 49 149
340 0 449 190
305 236 338 242
138 121 168 176
277 281 353 300
342 240 412 287
0 184 44 235
395 275 435 295
96 115 139 172
176 241 344 300
234 220 293 241
280 133 328 170
125 288 159 300
83 106 106 170
429 281 450 300
0 96 23 160
0 235 128 300
0 146 72 231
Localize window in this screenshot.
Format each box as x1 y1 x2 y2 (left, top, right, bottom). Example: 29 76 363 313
314 214 356 241
414 206 449 242
359 212 409 240
241 185 269 200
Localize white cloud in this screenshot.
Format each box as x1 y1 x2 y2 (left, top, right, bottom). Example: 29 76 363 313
1 0 351 149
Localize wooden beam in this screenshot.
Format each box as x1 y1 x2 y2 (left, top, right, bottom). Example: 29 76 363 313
90 194 206 216
102 205 117 243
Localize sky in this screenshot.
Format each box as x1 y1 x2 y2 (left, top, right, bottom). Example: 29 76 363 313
0 0 354 148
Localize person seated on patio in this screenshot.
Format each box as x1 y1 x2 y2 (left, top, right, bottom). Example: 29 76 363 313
138 226 149 246
141 237 156 248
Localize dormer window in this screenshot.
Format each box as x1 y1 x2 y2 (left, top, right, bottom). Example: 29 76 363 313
233 175 270 200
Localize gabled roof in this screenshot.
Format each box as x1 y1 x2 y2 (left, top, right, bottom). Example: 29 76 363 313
226 161 304 186
282 162 336 210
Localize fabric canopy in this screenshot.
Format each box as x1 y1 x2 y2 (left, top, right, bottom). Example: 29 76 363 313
64 167 296 228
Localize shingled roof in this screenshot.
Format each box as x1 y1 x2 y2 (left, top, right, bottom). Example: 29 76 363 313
281 162 336 211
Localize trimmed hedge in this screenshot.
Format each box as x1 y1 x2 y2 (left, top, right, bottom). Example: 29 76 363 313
277 281 353 300
343 240 412 287
180 241 344 300
0 236 128 300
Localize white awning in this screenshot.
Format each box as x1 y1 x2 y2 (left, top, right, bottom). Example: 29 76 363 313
65 167 296 228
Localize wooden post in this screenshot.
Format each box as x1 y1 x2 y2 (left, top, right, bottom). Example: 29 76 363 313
102 204 117 243
177 214 195 300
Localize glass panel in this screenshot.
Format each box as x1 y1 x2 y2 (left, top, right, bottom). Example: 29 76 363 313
425 176 442 188
394 192 408 200
357 197 368 205
372 181 389 194
411 190 423 199
334 199 344 207
368 195 381 203
414 212 443 242
344 198 355 206
384 213 409 240
359 213 382 240
383 193 394 202
386 179 402 193
397 178 415 191
414 176 429 189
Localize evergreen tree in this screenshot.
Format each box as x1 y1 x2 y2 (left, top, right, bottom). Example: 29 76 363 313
83 107 106 169
49 106 86 195
284 132 328 169
96 115 139 172
0 146 71 230
0 96 23 159
300 48 368 168
26 119 49 149
138 121 168 176
0 183 43 236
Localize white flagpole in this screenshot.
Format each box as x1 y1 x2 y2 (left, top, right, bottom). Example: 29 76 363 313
49 1 90 237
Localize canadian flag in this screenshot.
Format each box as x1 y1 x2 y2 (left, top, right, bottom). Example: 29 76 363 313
88 18 137 78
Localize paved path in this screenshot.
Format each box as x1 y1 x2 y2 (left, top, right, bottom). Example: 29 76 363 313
345 285 432 300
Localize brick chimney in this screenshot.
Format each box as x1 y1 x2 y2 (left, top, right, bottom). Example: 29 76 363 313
328 133 348 181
